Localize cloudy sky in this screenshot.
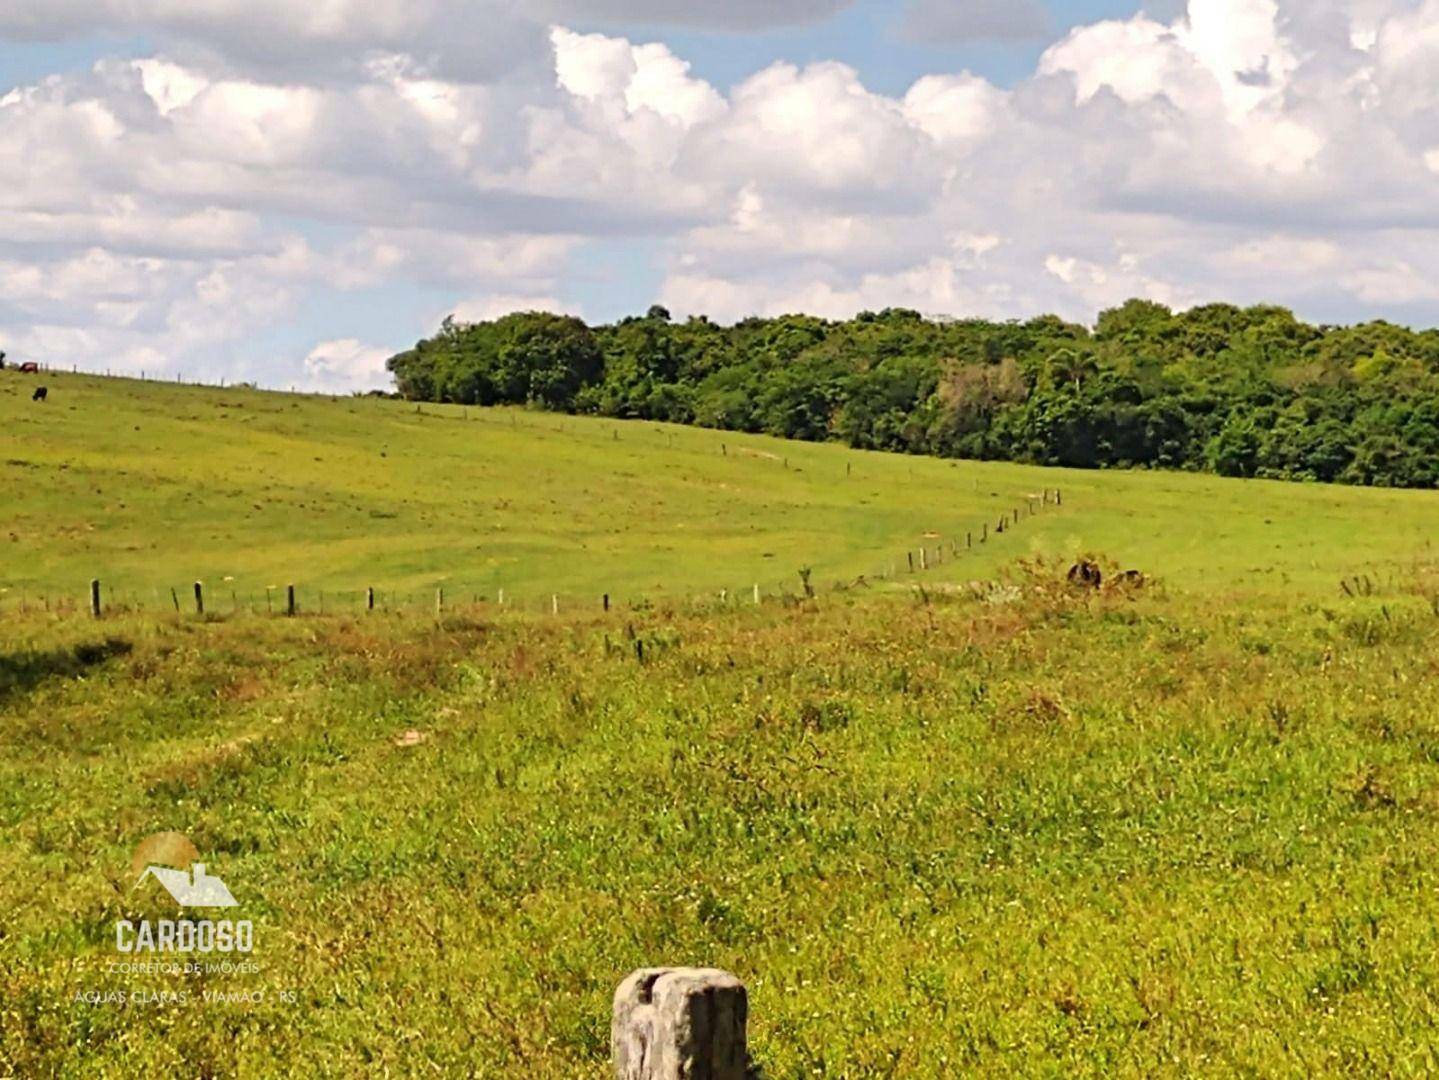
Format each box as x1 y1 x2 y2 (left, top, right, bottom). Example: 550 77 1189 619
2 0 1436 390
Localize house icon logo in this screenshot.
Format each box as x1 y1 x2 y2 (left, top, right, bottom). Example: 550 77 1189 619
137 862 238 908
130 831 237 908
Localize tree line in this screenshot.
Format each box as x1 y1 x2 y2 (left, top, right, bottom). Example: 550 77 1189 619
385 300 1439 488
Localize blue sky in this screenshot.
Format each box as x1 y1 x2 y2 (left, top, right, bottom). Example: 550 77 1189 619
0 0 1435 389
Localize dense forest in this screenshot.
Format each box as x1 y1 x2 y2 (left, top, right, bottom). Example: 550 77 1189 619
386 300 1439 488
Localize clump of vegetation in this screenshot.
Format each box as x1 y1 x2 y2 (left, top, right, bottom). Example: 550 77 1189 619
389 301 1439 487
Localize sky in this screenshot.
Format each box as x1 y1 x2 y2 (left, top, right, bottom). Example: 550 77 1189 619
1 0 1436 391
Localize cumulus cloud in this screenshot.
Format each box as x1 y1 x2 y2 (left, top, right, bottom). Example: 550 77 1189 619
3 0 1439 389
301 338 393 392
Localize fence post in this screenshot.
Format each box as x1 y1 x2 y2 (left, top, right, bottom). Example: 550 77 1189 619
552 594 559 615
367 587 374 612
194 581 204 615
436 588 444 615
753 583 760 605
919 548 928 571
907 552 914 573
90 579 101 619
287 584 296 617
612 968 748 1080
170 587 180 612
604 593 611 612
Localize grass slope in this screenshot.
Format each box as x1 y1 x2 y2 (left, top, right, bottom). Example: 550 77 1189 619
2 371 1435 610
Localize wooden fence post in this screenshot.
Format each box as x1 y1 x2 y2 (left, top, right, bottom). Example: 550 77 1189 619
91 579 101 619
907 552 915 572
604 593 611 612
753 584 760 605
436 588 444 615
287 585 296 617
613 968 748 1080
170 587 180 612
194 581 204 615
367 587 375 612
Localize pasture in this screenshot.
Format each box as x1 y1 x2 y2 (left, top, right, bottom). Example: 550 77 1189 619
3 372 1439 1076
2 371 1435 608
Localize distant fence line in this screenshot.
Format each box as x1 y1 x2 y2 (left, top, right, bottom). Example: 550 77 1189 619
5 360 362 398
1 491 1063 621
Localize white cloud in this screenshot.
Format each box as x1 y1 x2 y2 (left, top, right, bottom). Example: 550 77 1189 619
1341 261 1439 306
301 338 393 392
553 28 724 128
686 61 941 211
902 74 1005 143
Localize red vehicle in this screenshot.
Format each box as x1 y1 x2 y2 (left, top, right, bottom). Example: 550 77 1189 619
18 362 39 373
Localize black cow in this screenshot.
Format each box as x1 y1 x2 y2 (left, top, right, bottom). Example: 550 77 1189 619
19 361 39 374
1067 560 1102 589
32 386 47 402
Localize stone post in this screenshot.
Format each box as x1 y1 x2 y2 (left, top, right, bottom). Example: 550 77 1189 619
612 968 748 1080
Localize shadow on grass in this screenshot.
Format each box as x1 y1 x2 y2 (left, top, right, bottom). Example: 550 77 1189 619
0 638 133 703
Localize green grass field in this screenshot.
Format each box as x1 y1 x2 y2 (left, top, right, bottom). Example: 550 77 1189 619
3 372 1439 1076
3 371 1434 607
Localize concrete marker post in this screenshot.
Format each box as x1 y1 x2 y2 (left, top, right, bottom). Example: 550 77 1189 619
612 968 748 1080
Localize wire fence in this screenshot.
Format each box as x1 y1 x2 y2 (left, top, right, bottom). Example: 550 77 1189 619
0 492 1064 623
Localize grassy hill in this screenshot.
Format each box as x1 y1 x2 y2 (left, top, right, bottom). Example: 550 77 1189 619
2 371 1435 610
